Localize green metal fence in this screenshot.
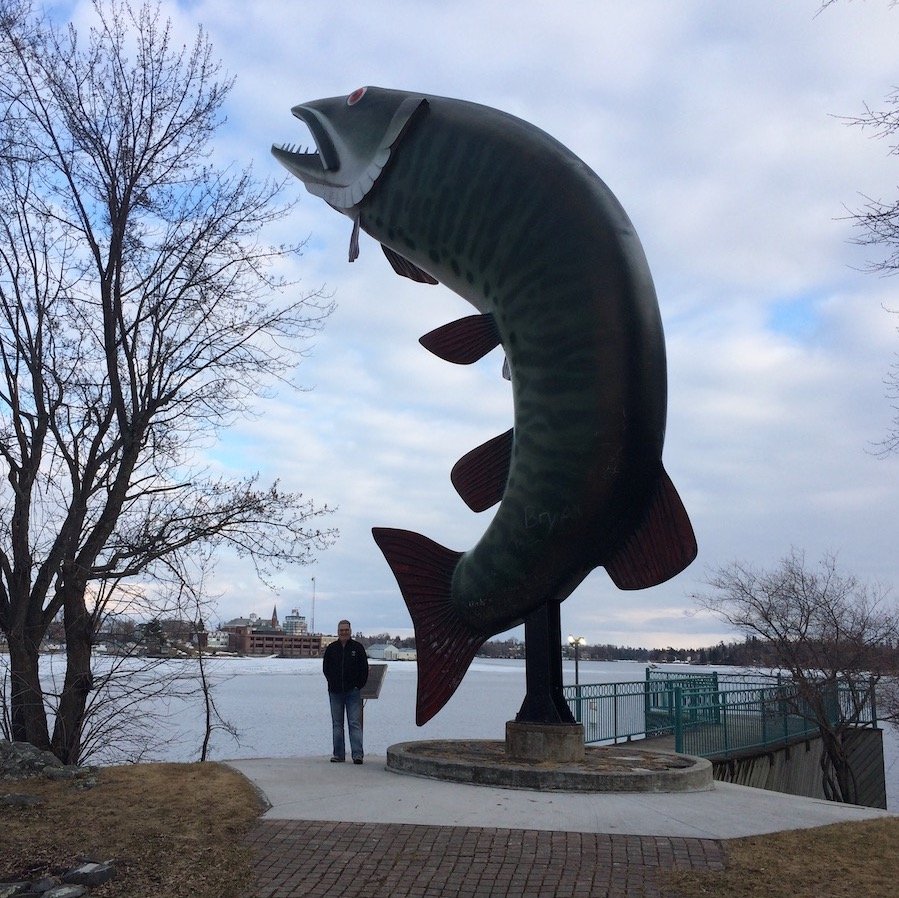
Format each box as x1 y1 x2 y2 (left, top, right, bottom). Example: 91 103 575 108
563 670 879 760
673 680 877 758
675 684 816 757
562 670 749 746
644 669 721 735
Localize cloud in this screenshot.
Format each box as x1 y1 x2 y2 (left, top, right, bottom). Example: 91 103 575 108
58 0 899 648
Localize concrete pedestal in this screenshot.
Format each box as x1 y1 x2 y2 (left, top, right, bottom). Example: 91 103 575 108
385 739 713 792
505 721 585 763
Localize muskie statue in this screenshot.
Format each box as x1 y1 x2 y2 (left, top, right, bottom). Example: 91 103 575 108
273 86 697 724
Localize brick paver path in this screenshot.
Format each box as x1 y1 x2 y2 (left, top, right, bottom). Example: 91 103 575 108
244 819 726 898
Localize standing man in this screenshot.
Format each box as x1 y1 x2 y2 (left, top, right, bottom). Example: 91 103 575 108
322 619 369 764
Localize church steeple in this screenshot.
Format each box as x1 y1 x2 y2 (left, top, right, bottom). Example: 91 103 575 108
271 605 279 629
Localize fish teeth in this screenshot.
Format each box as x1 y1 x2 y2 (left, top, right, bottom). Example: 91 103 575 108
274 142 320 158
281 143 318 156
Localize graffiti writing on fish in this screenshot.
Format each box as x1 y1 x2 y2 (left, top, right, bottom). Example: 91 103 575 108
524 505 582 532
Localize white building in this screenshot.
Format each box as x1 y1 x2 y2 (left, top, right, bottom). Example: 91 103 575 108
367 643 416 661
283 609 308 635
205 630 231 649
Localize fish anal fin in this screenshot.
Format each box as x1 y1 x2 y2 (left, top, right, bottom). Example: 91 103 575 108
451 429 513 512
420 313 501 365
371 528 485 724
381 245 438 284
605 468 697 590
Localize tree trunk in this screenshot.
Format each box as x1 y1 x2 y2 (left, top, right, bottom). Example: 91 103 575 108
819 728 859 804
50 587 95 764
6 628 52 751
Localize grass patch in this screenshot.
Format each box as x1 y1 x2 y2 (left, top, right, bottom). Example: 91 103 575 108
668 816 899 898
1 762 264 897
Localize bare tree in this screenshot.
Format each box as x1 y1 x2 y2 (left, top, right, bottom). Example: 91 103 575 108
829 6 899 451
174 550 240 763
845 90 899 277
38 573 242 766
0 0 336 763
846 91 899 454
694 549 899 804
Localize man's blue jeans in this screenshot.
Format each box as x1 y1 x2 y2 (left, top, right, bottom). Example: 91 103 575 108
329 688 363 760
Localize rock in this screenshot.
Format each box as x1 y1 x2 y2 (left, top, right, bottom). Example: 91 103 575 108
0 864 114 898
42 768 82 782
61 864 115 888
71 777 97 790
0 741 92 783
0 741 63 780
0 884 32 898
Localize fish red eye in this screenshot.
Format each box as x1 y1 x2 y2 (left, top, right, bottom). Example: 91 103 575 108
347 87 367 106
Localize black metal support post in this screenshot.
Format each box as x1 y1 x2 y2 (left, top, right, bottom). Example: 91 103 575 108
515 600 576 724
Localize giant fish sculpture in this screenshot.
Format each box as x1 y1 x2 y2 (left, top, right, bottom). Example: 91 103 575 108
273 87 697 725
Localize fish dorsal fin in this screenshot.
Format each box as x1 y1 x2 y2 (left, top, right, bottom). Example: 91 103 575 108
605 467 697 590
381 245 438 283
451 429 513 512
420 313 501 365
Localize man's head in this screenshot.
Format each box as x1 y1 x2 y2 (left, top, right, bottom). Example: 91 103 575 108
338 620 351 644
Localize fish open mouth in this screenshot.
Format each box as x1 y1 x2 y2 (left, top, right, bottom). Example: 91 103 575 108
271 142 328 183
271 105 340 179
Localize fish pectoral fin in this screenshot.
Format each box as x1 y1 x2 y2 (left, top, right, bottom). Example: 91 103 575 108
381 245 439 284
502 356 511 380
604 468 698 590
419 313 501 364
371 528 485 725
451 429 513 512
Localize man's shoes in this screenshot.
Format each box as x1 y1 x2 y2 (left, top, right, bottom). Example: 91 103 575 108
353 758 363 765
330 757 345 763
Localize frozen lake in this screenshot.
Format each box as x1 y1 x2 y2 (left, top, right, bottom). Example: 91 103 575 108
8 654 898 809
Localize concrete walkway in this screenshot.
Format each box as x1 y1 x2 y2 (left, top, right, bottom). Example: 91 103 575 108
228 755 895 898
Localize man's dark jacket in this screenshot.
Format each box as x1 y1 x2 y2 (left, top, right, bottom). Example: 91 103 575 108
323 638 369 693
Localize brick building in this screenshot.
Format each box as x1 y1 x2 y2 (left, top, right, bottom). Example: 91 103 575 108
220 610 333 658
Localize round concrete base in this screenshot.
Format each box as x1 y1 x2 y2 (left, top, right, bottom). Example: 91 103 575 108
386 739 713 793
505 721 585 762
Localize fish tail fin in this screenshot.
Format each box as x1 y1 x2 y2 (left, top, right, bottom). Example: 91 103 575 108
371 527 485 724
605 467 697 589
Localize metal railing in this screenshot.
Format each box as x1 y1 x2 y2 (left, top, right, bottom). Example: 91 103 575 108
644 670 722 735
563 670 879 760
561 680 650 744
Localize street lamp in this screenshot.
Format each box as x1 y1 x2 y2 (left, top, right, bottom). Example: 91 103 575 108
568 634 586 687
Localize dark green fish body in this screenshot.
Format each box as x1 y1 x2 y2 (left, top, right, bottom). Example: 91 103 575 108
273 88 696 723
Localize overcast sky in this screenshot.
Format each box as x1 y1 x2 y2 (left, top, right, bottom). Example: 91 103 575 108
61 0 899 648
